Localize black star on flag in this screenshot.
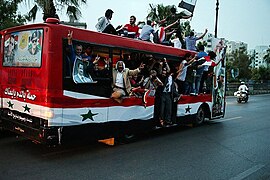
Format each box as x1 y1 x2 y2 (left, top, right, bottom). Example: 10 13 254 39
23 104 31 113
81 110 98 121
185 105 192 113
7 101 14 108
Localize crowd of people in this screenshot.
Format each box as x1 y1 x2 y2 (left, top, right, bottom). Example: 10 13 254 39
95 7 208 51
67 27 219 127
66 6 225 127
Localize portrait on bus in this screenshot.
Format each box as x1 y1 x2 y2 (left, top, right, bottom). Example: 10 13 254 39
28 30 41 55
72 58 94 84
3 34 18 66
3 29 43 67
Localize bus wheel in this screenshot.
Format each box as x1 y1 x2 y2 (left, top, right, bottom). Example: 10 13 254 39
117 133 136 144
194 106 205 126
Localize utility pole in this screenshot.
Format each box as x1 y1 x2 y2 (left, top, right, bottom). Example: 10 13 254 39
215 0 219 38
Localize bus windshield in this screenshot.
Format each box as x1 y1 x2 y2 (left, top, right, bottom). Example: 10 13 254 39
3 29 43 67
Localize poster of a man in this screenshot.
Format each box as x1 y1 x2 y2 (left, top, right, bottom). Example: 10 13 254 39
28 30 41 55
73 59 94 84
3 35 17 66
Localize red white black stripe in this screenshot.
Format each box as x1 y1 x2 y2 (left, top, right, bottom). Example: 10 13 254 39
178 0 197 13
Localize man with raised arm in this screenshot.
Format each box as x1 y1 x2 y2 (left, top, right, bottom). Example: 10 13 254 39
111 61 144 103
160 7 193 47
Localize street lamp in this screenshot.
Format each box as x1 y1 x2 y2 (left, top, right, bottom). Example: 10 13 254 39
215 0 219 38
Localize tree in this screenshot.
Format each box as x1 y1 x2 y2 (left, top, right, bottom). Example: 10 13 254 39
24 0 87 22
196 40 207 49
251 67 270 82
147 4 173 22
227 47 252 82
146 4 191 37
0 0 26 30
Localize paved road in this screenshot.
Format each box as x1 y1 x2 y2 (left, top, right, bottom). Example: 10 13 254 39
1 94 270 180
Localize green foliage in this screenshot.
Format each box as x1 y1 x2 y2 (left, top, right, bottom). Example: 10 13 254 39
147 4 173 22
197 40 207 49
249 46 270 82
146 4 191 36
0 0 26 30
251 67 270 82
226 47 252 82
23 0 87 22
181 21 191 36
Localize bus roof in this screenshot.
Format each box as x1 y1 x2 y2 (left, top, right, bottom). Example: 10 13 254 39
1 18 197 58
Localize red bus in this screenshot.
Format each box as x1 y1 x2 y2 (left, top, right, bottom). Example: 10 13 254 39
0 18 226 145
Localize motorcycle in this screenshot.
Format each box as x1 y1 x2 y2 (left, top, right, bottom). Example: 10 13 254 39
234 90 249 103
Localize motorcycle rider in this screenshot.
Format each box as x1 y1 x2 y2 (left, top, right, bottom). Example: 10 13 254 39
238 81 249 98
238 81 248 92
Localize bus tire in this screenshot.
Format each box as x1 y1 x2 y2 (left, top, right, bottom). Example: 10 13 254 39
117 133 136 144
194 106 205 126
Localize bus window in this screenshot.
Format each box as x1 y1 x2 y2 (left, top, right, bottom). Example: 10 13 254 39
63 40 112 97
121 51 140 70
3 29 43 67
111 48 140 70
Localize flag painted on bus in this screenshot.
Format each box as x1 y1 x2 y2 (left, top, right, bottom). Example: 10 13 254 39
178 0 197 13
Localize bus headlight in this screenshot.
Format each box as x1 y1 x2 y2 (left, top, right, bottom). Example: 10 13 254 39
31 109 54 119
43 110 54 119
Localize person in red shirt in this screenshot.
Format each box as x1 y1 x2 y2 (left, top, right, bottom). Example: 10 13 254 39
118 15 139 38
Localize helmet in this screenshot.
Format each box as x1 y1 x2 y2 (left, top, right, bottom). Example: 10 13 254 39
241 81 245 84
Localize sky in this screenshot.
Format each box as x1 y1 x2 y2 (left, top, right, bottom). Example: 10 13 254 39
18 0 270 50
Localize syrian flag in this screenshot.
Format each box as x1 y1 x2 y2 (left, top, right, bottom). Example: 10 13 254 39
200 56 217 66
178 0 197 13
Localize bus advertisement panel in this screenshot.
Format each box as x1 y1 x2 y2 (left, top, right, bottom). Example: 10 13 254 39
3 29 43 67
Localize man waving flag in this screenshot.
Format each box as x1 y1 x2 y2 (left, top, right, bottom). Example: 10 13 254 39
200 56 217 67
178 0 197 13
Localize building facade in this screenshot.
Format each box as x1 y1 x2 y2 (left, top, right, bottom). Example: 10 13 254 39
249 45 269 68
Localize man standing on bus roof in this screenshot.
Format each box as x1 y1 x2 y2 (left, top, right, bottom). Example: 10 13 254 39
185 29 208 51
117 15 139 38
111 61 144 103
95 9 117 35
139 20 155 42
160 7 192 47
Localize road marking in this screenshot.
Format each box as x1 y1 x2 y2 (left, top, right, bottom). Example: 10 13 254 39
215 116 242 122
229 164 265 180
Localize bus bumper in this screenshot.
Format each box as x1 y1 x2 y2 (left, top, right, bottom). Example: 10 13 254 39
1 109 59 145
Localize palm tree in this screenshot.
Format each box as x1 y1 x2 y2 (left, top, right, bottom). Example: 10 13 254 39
0 0 26 30
146 4 191 36
24 0 87 22
146 4 173 23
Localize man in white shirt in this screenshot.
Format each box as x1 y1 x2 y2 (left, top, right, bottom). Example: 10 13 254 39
238 82 248 92
111 61 144 103
95 9 117 35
